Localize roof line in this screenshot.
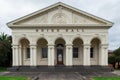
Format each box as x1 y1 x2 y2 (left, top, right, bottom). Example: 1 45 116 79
7 2 113 26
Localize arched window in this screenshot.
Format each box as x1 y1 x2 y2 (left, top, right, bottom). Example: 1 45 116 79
72 38 83 58
90 47 94 58
20 38 30 59
37 38 48 58
42 47 48 58
73 47 78 58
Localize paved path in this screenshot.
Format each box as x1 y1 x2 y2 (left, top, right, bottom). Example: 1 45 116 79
0 72 10 76
4 72 88 80
37 72 87 80
1 71 118 80
112 70 120 76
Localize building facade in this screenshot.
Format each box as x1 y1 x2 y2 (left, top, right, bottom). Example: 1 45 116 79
7 2 113 67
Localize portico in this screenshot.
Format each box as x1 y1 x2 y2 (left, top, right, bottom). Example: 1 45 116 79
11 36 108 66
7 2 113 67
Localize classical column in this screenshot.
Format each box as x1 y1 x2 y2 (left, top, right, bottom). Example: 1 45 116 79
30 45 37 66
12 45 19 66
83 44 90 66
12 45 16 66
48 44 55 66
99 44 108 66
18 45 22 66
66 44 73 66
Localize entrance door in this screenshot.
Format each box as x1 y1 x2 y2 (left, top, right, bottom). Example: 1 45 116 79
57 49 63 64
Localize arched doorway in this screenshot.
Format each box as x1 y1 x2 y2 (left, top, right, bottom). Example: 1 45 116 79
56 44 64 64
55 38 66 65
90 38 101 65
19 38 30 66
37 38 48 65
72 38 83 65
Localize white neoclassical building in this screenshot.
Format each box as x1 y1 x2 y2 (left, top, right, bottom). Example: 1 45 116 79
7 2 113 67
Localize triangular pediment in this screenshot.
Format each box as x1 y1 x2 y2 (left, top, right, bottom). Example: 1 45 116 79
7 2 113 28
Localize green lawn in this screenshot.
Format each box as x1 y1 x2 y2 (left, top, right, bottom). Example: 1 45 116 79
93 76 120 80
0 76 29 80
0 67 7 72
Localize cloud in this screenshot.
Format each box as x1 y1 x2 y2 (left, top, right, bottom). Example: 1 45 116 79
0 0 120 50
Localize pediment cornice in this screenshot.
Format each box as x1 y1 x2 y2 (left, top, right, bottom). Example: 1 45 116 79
7 2 113 28
9 24 111 29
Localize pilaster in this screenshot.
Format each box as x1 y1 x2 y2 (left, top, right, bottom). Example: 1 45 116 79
48 44 55 66
12 45 19 66
18 45 22 66
30 45 37 66
83 44 90 66
99 44 108 66
65 44 73 66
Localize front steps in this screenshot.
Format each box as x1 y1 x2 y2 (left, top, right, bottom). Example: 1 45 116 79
8 65 113 72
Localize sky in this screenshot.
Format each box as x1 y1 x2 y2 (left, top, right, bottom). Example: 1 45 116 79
0 0 120 50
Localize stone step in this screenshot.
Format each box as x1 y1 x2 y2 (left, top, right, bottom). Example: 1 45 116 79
8 66 113 72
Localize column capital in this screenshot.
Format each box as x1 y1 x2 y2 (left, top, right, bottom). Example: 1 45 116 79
18 45 22 48
65 44 73 46
47 44 55 46
100 44 108 49
30 44 37 46
83 44 90 50
48 45 54 49
30 45 37 49
12 45 19 49
66 44 73 50
12 44 18 46
100 44 108 46
83 44 90 46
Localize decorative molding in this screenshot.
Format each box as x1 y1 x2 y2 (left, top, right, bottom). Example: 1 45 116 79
58 34 63 37
72 13 92 24
39 15 48 23
22 34 26 37
52 13 67 24
9 24 111 29
40 34 44 37
7 2 113 28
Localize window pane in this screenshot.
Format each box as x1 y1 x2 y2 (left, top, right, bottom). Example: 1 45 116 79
90 47 93 58
42 47 48 58
73 47 78 58
27 48 30 58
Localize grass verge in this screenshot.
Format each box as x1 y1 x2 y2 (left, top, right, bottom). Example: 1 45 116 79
93 76 120 80
0 76 29 80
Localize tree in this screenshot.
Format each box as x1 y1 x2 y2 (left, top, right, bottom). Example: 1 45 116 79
116 55 120 68
113 47 120 56
108 55 116 68
0 33 12 67
111 47 120 69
